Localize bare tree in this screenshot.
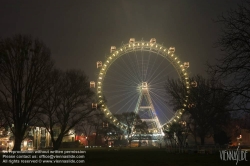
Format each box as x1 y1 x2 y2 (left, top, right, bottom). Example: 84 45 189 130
75 118 95 146
0 99 7 128
165 75 232 145
76 111 105 146
0 34 54 150
165 121 189 149
39 69 94 150
75 98 112 146
76 119 95 138
134 121 148 147
209 1 250 113
115 112 136 138
115 112 146 145
99 122 123 146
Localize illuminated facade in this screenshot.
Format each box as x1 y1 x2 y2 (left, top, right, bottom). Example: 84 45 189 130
231 129 250 146
0 126 75 151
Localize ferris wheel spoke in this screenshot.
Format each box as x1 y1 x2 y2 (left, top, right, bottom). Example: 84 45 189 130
149 90 175 116
126 52 142 83
106 87 138 98
149 89 168 103
111 57 140 84
148 79 170 89
104 92 135 100
150 68 174 83
104 90 137 99
110 69 137 85
150 93 174 122
104 74 140 88
104 86 137 94
144 52 152 81
148 55 169 80
141 52 154 82
102 79 138 88
150 90 173 110
127 54 141 83
144 56 163 81
105 66 133 84
119 53 142 83
144 53 158 83
133 51 144 82
103 86 138 93
132 51 140 81
114 95 138 114
109 91 138 114
141 51 144 81
147 59 172 83
126 98 138 114
107 94 137 108
123 55 138 82
103 84 134 91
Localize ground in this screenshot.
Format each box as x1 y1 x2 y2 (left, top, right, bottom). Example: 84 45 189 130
1 147 249 166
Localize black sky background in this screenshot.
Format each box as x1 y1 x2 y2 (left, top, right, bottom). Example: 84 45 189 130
0 0 241 81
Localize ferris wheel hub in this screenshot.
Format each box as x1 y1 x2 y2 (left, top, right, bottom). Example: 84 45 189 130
141 82 148 89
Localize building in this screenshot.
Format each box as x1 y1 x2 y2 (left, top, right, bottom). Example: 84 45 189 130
0 126 75 151
231 129 250 146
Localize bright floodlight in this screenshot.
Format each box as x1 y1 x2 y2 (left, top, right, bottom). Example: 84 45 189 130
142 82 148 89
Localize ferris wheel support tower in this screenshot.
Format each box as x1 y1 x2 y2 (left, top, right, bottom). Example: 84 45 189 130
134 82 163 135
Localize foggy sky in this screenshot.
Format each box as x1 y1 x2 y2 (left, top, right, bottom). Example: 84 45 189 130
1 0 244 124
0 0 241 81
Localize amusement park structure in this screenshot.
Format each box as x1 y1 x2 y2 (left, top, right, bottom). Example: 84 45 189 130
134 82 163 134
90 38 195 141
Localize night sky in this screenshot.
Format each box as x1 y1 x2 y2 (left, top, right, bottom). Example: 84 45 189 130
0 0 241 79
0 0 241 123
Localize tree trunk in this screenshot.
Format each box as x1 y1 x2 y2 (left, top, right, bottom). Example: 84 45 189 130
194 135 197 146
52 135 63 150
129 138 132 147
200 136 205 145
53 140 62 150
13 136 23 151
12 126 25 151
94 131 99 145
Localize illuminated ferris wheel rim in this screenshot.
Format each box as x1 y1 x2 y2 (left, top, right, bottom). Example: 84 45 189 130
95 38 190 131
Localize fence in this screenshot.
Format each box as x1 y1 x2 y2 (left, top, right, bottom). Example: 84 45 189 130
165 145 230 154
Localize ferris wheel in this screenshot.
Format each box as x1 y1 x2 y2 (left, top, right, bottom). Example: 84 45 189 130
90 38 193 132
